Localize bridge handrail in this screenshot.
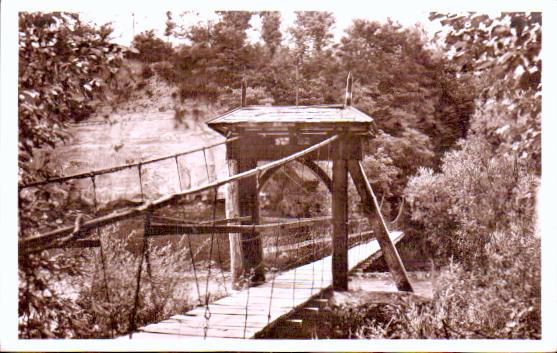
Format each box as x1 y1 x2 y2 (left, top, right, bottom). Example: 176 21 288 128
18 137 238 190
19 134 339 254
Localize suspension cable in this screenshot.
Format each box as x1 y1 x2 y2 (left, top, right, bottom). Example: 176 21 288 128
203 186 218 339
91 176 117 337
20 135 339 254
137 164 161 314
266 170 281 324
202 147 229 295
175 155 202 304
19 138 238 190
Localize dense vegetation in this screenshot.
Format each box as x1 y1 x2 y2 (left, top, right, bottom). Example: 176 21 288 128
333 12 541 339
18 10 541 338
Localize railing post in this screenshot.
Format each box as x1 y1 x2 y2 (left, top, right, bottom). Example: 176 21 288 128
332 138 349 291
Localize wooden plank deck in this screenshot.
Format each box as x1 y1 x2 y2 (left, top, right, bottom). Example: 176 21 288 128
121 231 404 340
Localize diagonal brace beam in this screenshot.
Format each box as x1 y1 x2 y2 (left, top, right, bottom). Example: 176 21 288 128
347 160 414 292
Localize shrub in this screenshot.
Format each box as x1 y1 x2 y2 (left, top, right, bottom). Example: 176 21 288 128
333 226 540 339
153 61 177 83
130 30 174 63
141 64 154 79
404 135 538 267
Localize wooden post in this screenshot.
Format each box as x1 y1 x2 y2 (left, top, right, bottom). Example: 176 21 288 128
226 159 243 287
347 160 414 292
332 143 349 291
238 158 265 285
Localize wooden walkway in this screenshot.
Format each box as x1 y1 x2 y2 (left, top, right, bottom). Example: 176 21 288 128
121 231 404 340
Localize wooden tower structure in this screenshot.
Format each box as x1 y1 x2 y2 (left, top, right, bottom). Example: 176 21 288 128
207 79 413 292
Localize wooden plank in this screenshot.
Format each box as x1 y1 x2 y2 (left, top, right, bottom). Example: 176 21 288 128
332 156 348 291
348 160 413 292
140 323 249 339
128 233 403 340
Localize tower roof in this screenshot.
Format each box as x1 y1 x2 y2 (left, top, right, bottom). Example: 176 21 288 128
207 105 374 137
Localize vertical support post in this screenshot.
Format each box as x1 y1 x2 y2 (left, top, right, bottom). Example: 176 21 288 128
332 139 349 291
226 159 243 287
226 156 265 287
348 160 414 292
238 158 265 285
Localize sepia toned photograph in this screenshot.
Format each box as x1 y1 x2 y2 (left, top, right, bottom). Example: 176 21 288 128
2 0 555 351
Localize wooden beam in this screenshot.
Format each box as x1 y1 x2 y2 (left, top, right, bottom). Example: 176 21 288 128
227 135 362 161
151 215 251 226
226 160 243 287
145 216 333 236
257 159 332 193
332 157 349 291
347 160 414 292
238 158 265 285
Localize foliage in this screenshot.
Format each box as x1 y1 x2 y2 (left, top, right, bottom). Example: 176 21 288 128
332 12 541 340
18 11 126 338
403 11 541 265
405 136 538 266
430 12 541 173
289 11 336 60
339 19 475 158
130 30 174 63
18 12 125 183
332 233 540 339
260 163 330 218
260 11 282 57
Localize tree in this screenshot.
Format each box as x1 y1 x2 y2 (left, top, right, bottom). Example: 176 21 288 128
336 19 476 205
260 11 282 57
130 29 174 63
18 11 126 338
289 11 335 59
430 12 541 173
18 12 125 184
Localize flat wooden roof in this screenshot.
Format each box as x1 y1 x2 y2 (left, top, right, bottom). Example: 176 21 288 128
207 105 374 136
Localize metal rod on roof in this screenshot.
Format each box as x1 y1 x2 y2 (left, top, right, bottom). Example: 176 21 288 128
345 72 353 107
241 77 247 107
295 63 299 107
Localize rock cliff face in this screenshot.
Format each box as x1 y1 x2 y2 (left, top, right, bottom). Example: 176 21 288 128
51 61 232 209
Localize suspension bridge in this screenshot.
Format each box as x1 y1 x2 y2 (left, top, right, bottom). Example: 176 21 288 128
19 81 417 339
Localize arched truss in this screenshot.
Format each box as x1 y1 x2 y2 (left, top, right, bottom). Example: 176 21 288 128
257 159 333 193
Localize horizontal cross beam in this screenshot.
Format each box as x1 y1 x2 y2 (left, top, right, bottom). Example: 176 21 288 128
146 216 333 236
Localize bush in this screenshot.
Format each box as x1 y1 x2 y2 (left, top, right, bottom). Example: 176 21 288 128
153 61 177 83
332 226 540 339
130 30 174 63
140 64 154 79
404 136 538 267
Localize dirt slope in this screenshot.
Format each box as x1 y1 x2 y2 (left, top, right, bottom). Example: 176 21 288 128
51 61 234 208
